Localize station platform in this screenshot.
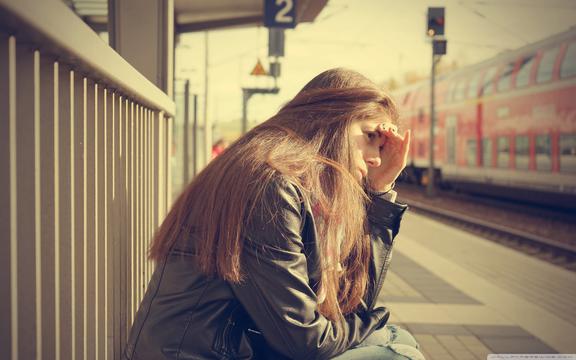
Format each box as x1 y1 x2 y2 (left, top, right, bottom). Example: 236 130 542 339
381 212 576 359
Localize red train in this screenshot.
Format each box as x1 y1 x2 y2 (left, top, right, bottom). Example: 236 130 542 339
393 27 576 208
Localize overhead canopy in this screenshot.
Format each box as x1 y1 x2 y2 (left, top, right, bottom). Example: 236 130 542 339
64 0 328 33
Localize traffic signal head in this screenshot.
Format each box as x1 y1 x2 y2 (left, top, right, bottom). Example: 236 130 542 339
427 7 445 36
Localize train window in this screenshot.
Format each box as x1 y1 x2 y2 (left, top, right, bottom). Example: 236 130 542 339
481 67 497 96
482 138 492 167
467 74 480 98
497 62 515 92
535 134 552 171
516 54 536 88
497 136 510 168
515 135 530 170
536 47 559 83
559 134 576 173
466 140 477 167
417 141 425 157
560 42 576 79
446 116 457 164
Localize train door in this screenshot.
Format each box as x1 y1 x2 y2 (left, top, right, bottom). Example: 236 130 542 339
446 115 457 165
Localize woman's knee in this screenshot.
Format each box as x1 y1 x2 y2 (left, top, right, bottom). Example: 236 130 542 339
386 325 420 349
387 343 425 360
344 325 425 360
331 345 421 360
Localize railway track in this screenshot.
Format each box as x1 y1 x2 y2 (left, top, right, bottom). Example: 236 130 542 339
399 194 576 272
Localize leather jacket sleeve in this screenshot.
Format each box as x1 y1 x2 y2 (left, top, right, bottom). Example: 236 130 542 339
229 179 403 360
363 190 408 311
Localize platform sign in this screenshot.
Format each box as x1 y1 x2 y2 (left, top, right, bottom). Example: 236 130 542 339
264 0 297 28
433 39 447 55
250 59 268 76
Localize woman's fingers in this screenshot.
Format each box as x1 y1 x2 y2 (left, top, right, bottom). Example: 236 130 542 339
379 128 410 167
401 130 411 164
380 127 405 149
402 130 411 155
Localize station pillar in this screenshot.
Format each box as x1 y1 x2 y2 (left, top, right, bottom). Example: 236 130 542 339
108 0 174 99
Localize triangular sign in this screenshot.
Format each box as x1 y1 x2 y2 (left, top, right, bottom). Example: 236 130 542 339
250 59 268 76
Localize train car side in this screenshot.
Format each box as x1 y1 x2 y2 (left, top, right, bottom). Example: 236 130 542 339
394 27 576 208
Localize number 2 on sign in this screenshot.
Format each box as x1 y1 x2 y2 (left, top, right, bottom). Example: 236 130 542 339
275 0 294 23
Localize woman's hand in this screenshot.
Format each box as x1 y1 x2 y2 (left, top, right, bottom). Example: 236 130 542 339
367 124 411 192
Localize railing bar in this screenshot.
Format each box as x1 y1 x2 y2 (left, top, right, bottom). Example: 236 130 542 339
115 92 124 358
142 109 146 284
8 35 19 360
146 109 149 279
151 111 155 279
167 117 173 209
112 92 115 200
82 76 88 360
157 113 163 226
54 60 61 360
33 49 42 360
136 104 140 305
129 100 134 323
141 106 145 295
103 88 109 360
151 111 154 279
148 109 151 281
119 95 122 158
152 112 156 251
69 71 76 360
141 105 145 298
160 113 165 221
140 105 148 301
69 69 76 360
150 110 154 279
147 110 151 281
143 106 146 290
94 82 100 360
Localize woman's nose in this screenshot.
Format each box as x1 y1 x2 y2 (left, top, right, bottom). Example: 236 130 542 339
365 154 381 168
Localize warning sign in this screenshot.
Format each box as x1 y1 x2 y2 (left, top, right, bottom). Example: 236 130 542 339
250 59 268 76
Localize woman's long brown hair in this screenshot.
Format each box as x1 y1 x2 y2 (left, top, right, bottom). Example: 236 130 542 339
149 68 398 323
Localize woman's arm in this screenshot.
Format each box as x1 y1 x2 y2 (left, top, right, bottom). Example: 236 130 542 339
229 179 389 360
363 191 408 311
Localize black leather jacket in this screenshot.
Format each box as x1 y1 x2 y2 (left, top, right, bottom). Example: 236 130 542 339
123 178 407 360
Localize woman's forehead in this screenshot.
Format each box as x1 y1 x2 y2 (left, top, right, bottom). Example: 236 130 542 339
357 118 393 128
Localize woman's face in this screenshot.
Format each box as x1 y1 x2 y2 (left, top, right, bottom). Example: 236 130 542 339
348 118 396 181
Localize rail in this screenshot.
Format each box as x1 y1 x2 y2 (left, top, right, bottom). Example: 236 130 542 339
405 199 576 260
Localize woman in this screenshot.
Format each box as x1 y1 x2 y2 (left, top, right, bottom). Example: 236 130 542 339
124 68 424 360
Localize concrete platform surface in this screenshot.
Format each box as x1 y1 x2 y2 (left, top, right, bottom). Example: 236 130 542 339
380 212 576 360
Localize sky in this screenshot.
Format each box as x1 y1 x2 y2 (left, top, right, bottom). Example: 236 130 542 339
174 0 576 137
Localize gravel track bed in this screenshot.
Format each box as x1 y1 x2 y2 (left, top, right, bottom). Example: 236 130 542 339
396 184 576 250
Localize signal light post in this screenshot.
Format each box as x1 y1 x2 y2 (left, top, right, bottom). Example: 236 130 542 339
240 1 293 134
427 7 446 197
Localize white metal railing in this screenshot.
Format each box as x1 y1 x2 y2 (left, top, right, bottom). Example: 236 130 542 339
0 0 175 359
